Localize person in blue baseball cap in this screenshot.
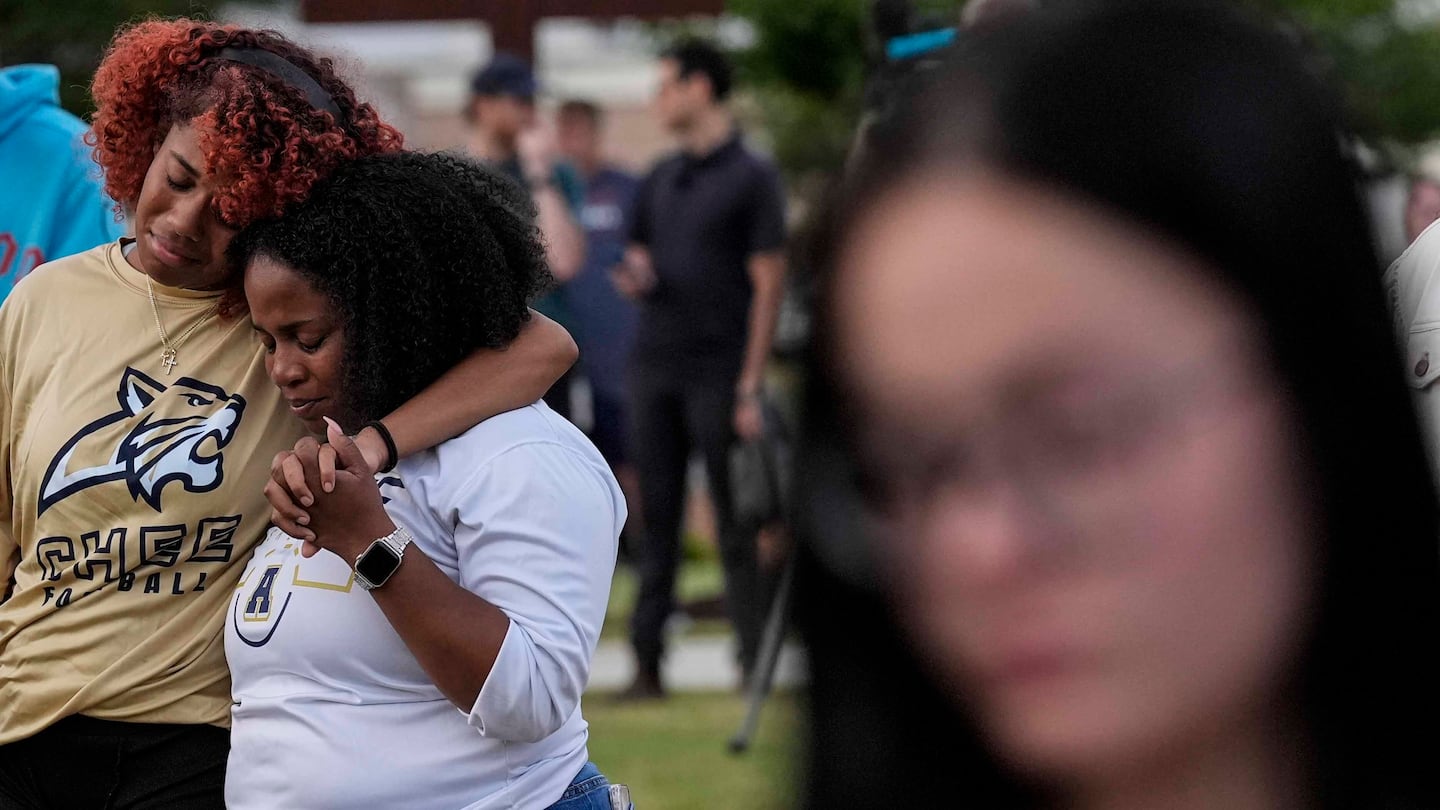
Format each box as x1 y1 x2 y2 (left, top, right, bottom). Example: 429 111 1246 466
470 52 540 100
466 54 587 423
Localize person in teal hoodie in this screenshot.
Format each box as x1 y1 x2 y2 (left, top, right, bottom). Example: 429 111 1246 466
0 64 125 304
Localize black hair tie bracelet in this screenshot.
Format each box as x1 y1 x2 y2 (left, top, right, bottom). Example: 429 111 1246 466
362 420 399 474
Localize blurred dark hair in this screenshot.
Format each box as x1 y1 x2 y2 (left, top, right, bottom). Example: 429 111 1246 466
557 99 603 127
230 151 549 428
798 1 1440 807
661 38 732 101
469 52 538 100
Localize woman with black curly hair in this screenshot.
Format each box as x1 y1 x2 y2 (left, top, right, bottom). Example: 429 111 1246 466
226 150 626 810
0 18 574 807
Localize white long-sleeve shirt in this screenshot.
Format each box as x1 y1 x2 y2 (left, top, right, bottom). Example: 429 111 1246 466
1387 219 1440 488
224 402 624 810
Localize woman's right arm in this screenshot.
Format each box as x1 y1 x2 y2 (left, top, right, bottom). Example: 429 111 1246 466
292 427 619 741
365 309 577 467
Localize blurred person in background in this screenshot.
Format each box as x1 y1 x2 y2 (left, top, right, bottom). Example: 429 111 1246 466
556 99 643 556
0 19 573 807
613 40 787 699
1404 148 1440 246
0 63 125 303
467 54 586 421
797 1 1440 807
1385 192 1440 489
852 0 1035 176
960 0 1039 29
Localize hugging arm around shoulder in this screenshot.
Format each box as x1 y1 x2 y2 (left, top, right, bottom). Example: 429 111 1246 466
379 311 577 458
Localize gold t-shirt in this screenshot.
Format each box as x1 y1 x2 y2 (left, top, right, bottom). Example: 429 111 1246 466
0 242 305 744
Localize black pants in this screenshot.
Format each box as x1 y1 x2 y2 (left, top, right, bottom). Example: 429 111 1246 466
0 715 227 809
628 365 762 674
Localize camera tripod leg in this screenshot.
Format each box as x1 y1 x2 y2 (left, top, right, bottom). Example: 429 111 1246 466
729 554 797 754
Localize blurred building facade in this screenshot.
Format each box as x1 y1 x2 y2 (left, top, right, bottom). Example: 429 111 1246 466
222 2 731 172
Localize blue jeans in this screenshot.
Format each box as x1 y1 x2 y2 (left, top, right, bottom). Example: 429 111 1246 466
547 762 627 810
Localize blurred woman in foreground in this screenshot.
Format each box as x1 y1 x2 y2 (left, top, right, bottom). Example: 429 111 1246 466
798 2 1440 808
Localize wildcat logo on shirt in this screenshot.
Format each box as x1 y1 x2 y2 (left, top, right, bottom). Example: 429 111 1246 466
38 368 246 516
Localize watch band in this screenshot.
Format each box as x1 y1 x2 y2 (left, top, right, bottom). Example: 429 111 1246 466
381 526 412 557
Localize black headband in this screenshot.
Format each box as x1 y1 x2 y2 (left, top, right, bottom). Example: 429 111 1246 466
214 46 343 121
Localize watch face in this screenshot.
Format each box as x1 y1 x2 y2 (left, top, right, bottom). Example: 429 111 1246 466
355 541 401 585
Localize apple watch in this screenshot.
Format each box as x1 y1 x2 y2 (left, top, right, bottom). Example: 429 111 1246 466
353 526 413 590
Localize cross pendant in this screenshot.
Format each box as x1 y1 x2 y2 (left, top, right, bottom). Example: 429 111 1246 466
161 348 178 375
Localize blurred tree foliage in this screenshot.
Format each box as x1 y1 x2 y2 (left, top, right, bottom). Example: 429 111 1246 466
1259 0 1440 149
1 1 219 116
725 0 869 191
718 0 1440 186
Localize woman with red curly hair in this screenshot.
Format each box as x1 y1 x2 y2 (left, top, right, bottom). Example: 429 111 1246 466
0 18 576 807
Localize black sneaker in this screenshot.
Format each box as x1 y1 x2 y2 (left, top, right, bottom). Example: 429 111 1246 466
612 668 666 702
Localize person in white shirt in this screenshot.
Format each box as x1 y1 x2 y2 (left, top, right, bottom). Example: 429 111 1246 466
223 150 626 810
1386 218 1440 488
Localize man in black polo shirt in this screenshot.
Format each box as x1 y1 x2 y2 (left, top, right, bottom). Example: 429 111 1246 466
613 40 787 699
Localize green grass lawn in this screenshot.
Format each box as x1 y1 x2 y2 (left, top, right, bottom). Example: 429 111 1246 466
591 545 802 807
586 690 802 809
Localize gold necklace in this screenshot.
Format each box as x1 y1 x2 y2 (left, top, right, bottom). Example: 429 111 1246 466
146 276 217 375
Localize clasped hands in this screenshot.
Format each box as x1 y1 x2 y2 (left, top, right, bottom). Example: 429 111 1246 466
265 417 396 564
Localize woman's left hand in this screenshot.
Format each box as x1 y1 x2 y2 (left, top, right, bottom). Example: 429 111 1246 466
296 417 397 562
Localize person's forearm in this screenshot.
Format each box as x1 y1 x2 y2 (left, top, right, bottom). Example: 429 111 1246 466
377 312 576 459
738 258 786 395
534 187 584 283
350 515 511 711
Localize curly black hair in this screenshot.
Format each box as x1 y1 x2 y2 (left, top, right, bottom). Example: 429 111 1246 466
229 150 550 425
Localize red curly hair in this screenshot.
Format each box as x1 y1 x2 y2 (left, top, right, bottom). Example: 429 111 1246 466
89 18 402 314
